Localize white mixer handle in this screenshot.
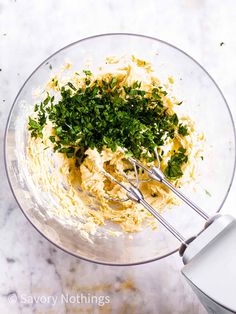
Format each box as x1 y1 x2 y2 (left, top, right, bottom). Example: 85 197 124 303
181 215 236 313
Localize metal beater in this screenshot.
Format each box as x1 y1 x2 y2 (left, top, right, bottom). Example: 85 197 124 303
103 149 236 313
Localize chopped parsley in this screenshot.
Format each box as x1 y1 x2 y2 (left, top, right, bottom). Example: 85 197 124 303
83 70 92 76
178 124 189 136
28 73 190 178
164 148 188 180
28 117 44 138
205 189 211 197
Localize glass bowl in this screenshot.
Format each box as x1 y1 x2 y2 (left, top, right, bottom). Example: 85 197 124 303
4 34 236 265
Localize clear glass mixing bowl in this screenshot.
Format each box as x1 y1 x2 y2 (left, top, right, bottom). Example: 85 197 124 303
4 34 236 265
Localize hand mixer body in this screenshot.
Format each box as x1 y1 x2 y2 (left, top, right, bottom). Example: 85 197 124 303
181 215 236 314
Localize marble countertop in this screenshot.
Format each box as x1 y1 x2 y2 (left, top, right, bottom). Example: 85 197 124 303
0 0 236 313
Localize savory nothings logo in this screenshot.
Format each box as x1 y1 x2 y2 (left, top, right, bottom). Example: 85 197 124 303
7 292 110 307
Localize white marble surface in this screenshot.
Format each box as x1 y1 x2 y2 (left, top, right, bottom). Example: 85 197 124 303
0 0 236 313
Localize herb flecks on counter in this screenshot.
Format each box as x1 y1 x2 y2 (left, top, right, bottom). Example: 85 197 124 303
28 73 189 179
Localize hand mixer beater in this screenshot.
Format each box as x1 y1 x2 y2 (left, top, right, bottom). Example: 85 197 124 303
103 148 236 314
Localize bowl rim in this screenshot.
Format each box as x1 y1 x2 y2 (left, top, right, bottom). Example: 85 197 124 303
4 32 236 266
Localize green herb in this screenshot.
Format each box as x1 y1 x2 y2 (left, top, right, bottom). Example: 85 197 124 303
51 78 58 86
67 82 76 91
205 189 211 196
28 72 190 177
83 70 92 76
28 117 44 138
124 168 133 173
178 124 189 136
132 81 141 89
164 148 188 179
110 77 118 89
58 146 75 158
48 136 55 143
171 113 179 126
56 126 63 136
